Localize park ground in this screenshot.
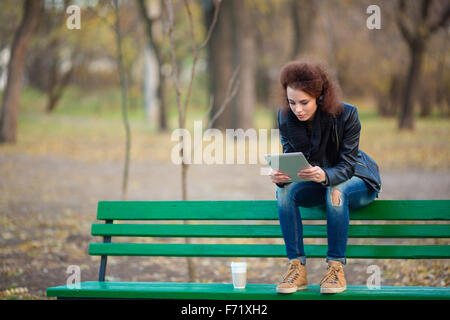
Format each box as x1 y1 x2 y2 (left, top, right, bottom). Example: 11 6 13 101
0 88 449 299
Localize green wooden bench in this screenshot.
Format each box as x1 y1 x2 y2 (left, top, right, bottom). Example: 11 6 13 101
47 200 450 300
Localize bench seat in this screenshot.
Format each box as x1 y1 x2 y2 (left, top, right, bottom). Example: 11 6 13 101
47 282 450 300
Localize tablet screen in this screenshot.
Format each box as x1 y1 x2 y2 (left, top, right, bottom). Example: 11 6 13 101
264 152 311 182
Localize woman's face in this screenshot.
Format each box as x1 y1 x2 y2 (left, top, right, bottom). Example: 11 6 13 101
287 86 318 121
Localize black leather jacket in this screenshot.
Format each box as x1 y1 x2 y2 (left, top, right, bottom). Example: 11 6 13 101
277 102 382 194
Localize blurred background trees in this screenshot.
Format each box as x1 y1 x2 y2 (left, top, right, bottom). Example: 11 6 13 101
0 0 42 142
395 0 450 129
0 0 449 143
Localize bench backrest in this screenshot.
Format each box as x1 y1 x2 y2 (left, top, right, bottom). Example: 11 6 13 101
90 200 450 264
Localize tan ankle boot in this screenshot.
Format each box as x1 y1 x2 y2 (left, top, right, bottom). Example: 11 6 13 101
276 260 308 294
320 260 347 294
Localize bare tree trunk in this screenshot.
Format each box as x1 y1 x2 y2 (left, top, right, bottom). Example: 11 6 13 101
204 0 257 129
435 55 449 118
289 0 316 60
398 40 424 130
418 74 435 118
204 0 234 129
46 59 74 113
378 73 402 117
136 0 168 131
180 161 193 280
234 0 255 130
46 71 73 113
419 95 433 118
321 1 340 85
113 0 131 200
158 68 167 130
0 0 42 143
165 0 226 283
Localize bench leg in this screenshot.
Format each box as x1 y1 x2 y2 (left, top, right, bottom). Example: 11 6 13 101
99 255 108 282
98 219 113 282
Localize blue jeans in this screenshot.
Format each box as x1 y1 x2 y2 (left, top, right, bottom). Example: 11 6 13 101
276 176 377 265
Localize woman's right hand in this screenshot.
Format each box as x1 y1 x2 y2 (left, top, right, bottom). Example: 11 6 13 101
270 169 291 184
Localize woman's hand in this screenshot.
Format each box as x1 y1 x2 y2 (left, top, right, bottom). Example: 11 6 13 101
270 169 291 184
298 166 326 183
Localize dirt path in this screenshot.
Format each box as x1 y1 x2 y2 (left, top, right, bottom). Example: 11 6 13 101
0 153 449 299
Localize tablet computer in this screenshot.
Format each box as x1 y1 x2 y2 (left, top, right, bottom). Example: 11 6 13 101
264 152 311 182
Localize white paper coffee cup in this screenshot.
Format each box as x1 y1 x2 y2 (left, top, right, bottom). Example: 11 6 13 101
231 262 247 289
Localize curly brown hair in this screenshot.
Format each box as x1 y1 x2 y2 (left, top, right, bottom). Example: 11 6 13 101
279 60 343 116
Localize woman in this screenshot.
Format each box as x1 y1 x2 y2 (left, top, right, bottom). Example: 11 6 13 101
270 61 381 294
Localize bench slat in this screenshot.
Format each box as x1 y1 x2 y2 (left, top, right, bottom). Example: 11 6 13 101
97 200 450 221
91 223 450 238
89 243 450 259
46 282 450 300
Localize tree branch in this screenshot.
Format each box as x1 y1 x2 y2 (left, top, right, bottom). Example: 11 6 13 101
199 0 221 51
163 0 183 125
136 0 162 42
395 0 414 46
203 95 215 125
421 0 432 22
206 65 240 130
427 2 450 35
182 0 221 124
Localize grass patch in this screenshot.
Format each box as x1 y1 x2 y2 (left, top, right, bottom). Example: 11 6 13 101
0 86 448 169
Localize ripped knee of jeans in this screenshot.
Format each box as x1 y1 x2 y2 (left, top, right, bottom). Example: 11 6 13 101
277 186 291 206
331 188 342 207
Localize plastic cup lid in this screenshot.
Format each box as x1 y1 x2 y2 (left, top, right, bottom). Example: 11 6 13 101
230 262 247 267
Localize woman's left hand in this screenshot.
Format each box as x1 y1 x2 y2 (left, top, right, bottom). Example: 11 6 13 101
298 166 326 183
